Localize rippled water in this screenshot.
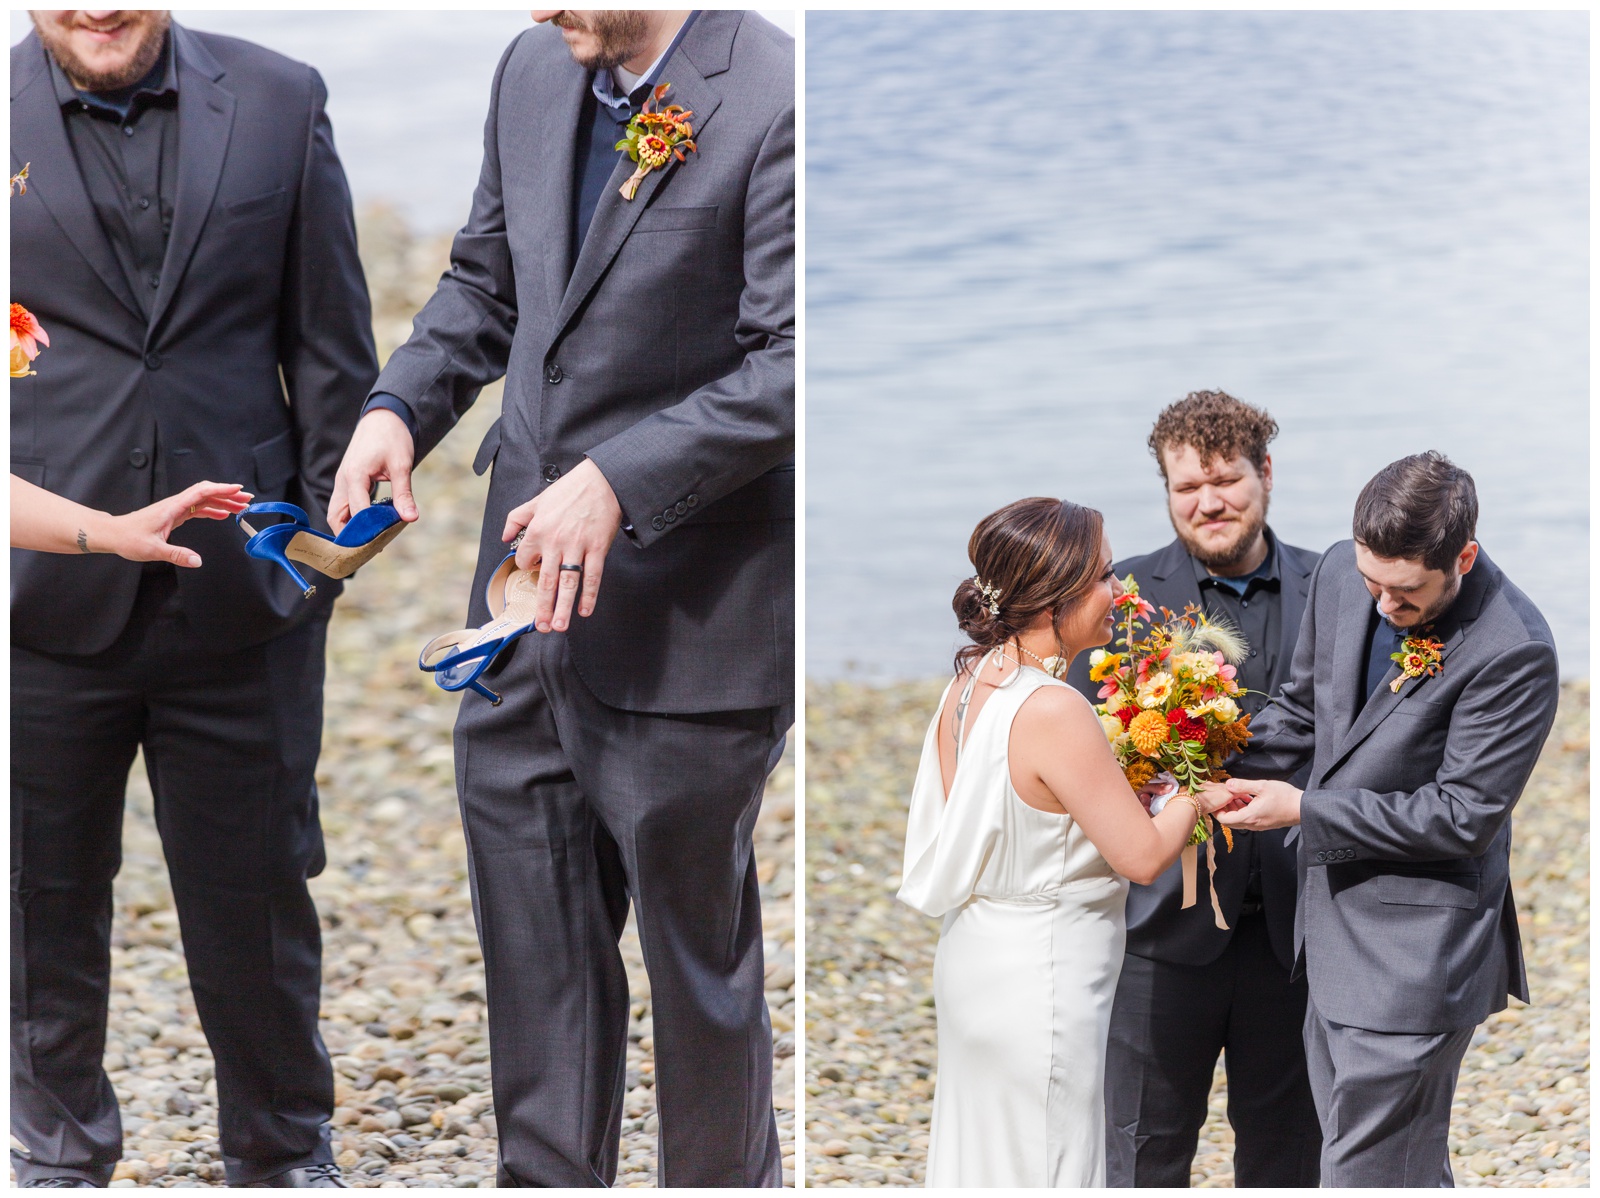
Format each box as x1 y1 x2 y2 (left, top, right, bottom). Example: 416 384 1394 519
806 10 1588 679
11 9 795 233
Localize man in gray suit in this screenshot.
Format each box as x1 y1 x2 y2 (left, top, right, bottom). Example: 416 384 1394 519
328 10 793 1188
1219 452 1558 1186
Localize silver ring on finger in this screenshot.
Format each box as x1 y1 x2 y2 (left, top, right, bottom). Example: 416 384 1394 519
559 563 583 576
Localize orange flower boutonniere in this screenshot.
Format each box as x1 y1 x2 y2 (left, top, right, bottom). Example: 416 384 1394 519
1390 634 1444 693
615 83 698 201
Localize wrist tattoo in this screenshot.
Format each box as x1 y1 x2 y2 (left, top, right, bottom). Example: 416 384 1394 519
76 528 90 554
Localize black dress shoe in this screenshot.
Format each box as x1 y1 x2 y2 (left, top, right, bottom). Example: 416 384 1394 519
21 1180 97 1188
238 1163 348 1188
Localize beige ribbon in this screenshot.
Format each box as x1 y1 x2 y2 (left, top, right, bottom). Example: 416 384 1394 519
1178 817 1231 931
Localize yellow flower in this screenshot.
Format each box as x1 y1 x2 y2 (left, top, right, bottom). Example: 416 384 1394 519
1128 709 1170 756
1089 651 1125 683
1097 712 1125 743
1188 696 1240 725
10 341 33 378
1177 651 1218 683
1136 671 1174 709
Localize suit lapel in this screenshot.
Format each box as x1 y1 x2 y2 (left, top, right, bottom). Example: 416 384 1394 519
1144 538 1205 618
539 67 589 319
552 23 728 339
1274 542 1313 686
10 36 143 320
148 25 234 337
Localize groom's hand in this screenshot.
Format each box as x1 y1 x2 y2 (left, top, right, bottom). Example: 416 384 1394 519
1215 778 1303 831
502 458 623 633
329 409 418 533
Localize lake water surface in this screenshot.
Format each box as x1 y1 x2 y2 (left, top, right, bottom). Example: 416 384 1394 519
806 10 1588 680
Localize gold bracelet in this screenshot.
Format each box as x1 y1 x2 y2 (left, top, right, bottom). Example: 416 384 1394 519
1169 794 1203 831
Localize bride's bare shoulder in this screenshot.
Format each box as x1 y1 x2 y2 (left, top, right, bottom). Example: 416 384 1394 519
1013 682 1098 738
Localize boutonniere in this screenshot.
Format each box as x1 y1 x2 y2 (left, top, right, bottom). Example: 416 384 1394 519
1389 633 1444 693
615 83 697 200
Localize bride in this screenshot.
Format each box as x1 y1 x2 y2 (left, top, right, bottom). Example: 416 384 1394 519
898 497 1232 1188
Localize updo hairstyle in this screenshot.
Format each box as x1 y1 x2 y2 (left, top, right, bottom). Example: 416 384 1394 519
952 497 1106 675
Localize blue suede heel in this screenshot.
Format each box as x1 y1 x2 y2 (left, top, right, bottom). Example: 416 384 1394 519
237 499 405 598
418 553 541 705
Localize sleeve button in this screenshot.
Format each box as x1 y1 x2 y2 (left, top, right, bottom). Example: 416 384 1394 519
675 500 688 516
651 516 664 532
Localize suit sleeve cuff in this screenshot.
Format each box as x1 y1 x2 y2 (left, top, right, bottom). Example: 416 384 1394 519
362 392 420 444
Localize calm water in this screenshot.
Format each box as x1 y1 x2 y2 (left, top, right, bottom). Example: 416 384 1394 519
806 11 1589 680
11 10 795 234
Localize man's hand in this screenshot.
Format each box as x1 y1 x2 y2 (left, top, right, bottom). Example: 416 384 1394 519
1215 778 1304 831
502 458 623 633
328 409 418 533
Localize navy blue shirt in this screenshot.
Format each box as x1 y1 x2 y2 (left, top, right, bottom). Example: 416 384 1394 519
1363 609 1409 705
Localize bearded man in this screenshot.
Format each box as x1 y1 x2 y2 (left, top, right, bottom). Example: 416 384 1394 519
11 9 374 1188
1067 390 1323 1187
1219 452 1558 1186
329 9 793 1188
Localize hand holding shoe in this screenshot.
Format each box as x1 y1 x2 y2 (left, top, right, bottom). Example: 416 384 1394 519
501 458 623 633
328 408 418 533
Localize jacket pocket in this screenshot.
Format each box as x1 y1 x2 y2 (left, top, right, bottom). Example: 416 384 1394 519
633 205 718 233
1370 870 1479 908
252 429 298 491
473 418 502 477
224 187 288 224
11 457 45 488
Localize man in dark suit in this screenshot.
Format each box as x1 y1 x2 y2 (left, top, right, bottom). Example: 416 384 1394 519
1067 390 1322 1186
1220 452 1558 1186
328 10 793 1188
10 10 375 1188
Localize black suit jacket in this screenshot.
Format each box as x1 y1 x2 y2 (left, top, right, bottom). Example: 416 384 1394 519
371 12 794 715
10 25 376 654
1067 532 1320 968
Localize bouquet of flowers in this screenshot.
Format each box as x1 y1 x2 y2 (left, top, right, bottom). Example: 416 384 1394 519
1088 576 1254 850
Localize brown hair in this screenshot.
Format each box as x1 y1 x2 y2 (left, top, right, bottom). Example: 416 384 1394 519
1147 390 1278 480
1353 451 1478 571
952 498 1105 675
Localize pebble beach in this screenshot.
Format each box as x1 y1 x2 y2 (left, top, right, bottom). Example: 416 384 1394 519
35 210 796 1189
804 677 1590 1188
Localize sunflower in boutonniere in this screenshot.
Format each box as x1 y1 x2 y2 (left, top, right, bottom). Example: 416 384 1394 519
615 83 698 200
1389 632 1444 693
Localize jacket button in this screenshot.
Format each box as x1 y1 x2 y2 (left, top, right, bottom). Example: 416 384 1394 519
651 516 664 532
144 351 162 370
147 273 160 290
675 500 688 516
686 493 697 508
544 363 564 384
542 464 561 482
1316 852 1326 863
128 448 149 469
664 509 677 524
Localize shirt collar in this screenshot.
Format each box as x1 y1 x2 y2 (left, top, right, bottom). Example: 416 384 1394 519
592 11 700 114
51 30 177 118
1192 526 1282 591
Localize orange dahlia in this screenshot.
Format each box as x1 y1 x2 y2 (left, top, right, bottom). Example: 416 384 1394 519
1128 709 1170 756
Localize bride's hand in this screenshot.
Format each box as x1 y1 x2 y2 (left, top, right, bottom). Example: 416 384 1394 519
1193 780 1236 815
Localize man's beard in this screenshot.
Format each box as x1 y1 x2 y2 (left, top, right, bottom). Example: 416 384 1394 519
1388 573 1463 631
1173 502 1268 573
35 12 170 92
551 10 651 71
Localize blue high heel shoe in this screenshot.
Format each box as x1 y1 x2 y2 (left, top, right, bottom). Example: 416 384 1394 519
418 553 541 705
236 500 405 598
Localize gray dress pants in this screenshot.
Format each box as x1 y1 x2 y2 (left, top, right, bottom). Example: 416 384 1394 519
1304 997 1474 1187
453 628 785 1188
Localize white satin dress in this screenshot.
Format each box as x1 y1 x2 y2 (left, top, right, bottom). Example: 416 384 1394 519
898 661 1129 1188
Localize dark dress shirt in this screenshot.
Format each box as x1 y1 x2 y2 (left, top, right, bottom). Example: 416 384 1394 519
49 37 178 319
1363 607 1411 704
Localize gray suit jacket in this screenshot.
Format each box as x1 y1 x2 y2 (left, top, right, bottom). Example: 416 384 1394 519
10 25 376 653
373 12 794 714
1237 540 1557 1033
